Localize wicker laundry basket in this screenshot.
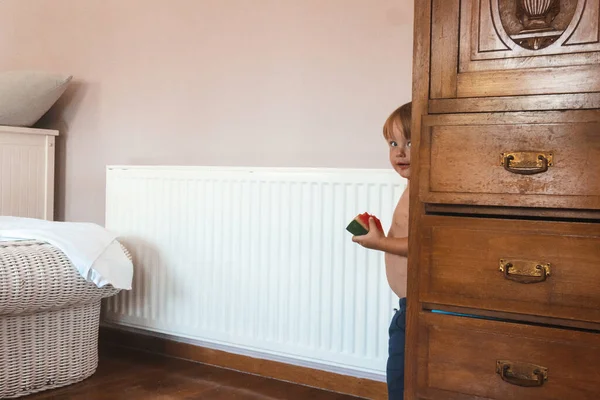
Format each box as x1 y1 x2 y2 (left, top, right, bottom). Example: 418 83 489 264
0 240 124 398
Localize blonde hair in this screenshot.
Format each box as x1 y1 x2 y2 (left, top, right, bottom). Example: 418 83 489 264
383 102 412 141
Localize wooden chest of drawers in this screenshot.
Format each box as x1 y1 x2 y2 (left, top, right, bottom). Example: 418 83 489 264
406 1 600 399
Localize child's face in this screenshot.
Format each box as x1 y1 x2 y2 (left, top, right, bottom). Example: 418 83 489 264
387 122 411 180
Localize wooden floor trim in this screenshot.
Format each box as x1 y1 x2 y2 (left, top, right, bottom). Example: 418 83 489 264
99 326 386 400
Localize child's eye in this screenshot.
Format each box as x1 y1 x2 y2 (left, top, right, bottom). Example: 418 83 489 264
406 141 411 148
390 141 398 147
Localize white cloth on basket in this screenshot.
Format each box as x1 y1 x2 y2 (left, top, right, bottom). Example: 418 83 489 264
0 216 133 290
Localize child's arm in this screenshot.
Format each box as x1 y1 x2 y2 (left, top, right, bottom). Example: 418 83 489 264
352 217 408 257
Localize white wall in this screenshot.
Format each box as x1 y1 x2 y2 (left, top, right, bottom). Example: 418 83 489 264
0 0 414 225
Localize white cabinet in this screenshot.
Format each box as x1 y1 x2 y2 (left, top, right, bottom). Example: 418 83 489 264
0 125 57 220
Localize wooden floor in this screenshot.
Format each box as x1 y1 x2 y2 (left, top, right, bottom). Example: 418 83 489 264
24 345 364 400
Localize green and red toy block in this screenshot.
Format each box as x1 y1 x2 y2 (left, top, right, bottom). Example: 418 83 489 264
346 212 383 236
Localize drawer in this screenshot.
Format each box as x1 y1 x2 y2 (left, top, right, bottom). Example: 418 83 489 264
416 312 600 400
419 111 600 210
419 215 600 324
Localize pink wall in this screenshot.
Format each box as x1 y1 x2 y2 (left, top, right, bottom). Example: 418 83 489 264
0 0 413 225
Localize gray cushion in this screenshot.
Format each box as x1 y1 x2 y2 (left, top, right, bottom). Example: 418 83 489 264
0 70 72 127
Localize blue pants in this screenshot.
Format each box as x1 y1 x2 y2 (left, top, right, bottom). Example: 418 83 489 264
387 297 406 400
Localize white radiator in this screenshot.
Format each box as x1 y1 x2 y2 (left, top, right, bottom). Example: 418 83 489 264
103 166 405 379
0 126 56 220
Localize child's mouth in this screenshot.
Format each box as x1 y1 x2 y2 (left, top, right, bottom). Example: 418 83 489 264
397 163 410 170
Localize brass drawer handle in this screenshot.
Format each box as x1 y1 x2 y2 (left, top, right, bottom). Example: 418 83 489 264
496 360 548 387
499 259 551 284
501 152 553 175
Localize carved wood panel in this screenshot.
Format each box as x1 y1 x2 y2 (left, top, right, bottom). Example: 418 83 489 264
430 0 600 100
463 0 600 69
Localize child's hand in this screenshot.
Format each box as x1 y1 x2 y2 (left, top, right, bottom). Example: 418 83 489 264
352 217 385 250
